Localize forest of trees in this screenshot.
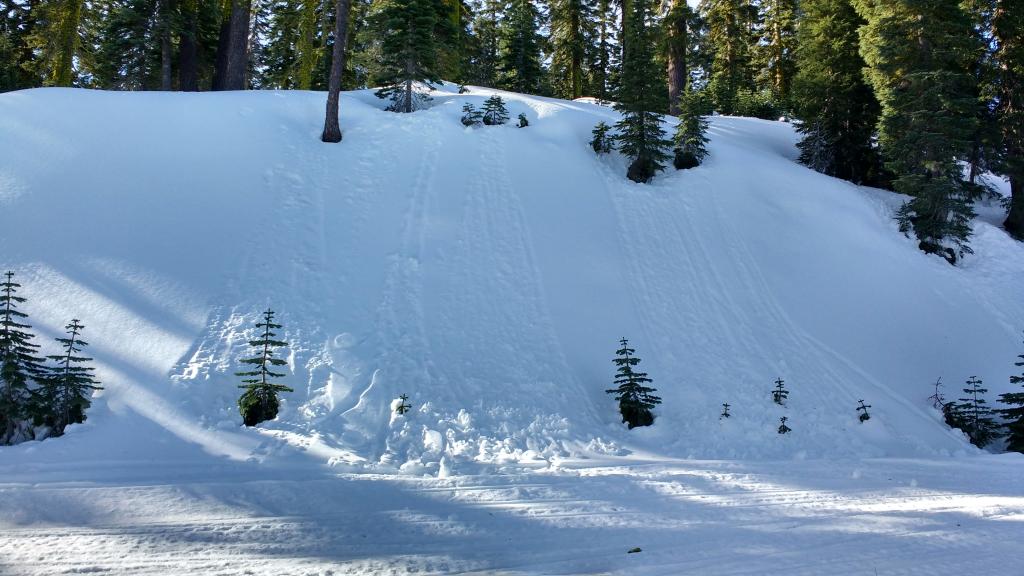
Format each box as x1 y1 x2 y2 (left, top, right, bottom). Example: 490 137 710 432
0 0 1021 258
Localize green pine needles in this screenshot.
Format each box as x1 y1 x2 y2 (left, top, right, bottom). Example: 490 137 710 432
606 337 660 428
672 89 710 170
482 95 509 125
998 335 1024 452
946 376 1002 448
36 319 103 436
0 271 46 444
237 309 293 427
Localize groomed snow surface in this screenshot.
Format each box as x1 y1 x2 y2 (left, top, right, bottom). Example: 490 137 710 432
1 83 1022 574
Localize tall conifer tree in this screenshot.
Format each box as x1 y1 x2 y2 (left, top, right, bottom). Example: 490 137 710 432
998 336 1024 453
549 0 595 99
664 0 691 115
0 272 45 444
699 0 757 114
991 0 1024 239
498 0 544 94
372 0 451 111
36 319 102 436
755 0 796 107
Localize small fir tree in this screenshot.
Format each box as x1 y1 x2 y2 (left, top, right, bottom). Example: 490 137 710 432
771 377 788 405
0 271 46 444
997 335 1024 452
236 309 294 427
36 319 102 436
591 121 613 154
605 337 660 428
856 399 871 422
951 376 1002 448
720 402 730 418
461 103 483 126
395 393 412 415
927 377 946 409
672 89 710 169
777 416 791 434
482 95 509 125
517 113 529 128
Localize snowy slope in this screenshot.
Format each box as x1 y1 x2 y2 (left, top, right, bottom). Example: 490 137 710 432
1 83 1023 475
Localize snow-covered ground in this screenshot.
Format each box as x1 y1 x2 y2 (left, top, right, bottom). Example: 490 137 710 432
1 83 1022 574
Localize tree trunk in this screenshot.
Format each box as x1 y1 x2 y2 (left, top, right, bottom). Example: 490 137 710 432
322 0 353 142
179 0 199 91
160 0 174 90
1006 176 1024 240
223 0 252 89
212 0 232 90
666 0 687 116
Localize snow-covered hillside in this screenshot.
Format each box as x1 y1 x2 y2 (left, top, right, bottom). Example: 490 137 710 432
3 83 1024 575
3 83 1022 469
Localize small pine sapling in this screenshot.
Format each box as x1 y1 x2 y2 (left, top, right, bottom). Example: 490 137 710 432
672 90 710 170
482 95 509 125
395 393 412 415
778 416 791 434
856 399 871 422
605 337 660 428
461 103 482 126
458 84 469 94
951 376 1002 448
518 113 529 128
772 378 788 406
720 402 730 418
236 309 294 427
998 335 1024 452
37 319 103 436
591 122 613 154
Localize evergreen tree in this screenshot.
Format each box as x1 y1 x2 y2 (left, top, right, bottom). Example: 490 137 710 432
771 377 787 405
664 0 691 116
950 376 1002 448
754 0 796 108
997 336 1024 452
372 0 450 112
35 319 102 436
591 121 613 153
855 0 982 263
0 271 45 444
605 337 660 428
467 0 502 87
777 416 790 434
461 102 483 125
27 0 88 86
589 0 616 101
720 402 730 418
1 0 44 91
236 309 293 426
481 94 509 124
672 89 709 169
498 0 544 94
517 112 528 127
699 0 757 114
92 0 164 90
792 0 882 185
990 0 1024 239
395 393 411 414
856 399 871 422
612 0 670 183
549 0 595 100
927 377 945 409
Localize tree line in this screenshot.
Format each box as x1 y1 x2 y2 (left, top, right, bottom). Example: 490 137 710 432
1 0 1021 258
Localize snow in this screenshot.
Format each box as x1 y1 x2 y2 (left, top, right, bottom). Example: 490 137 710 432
1 83 1023 574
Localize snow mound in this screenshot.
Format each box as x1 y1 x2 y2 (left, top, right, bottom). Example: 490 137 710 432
1 83 1022 472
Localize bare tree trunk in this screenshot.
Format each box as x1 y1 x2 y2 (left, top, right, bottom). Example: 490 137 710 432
666 0 687 116
322 0 353 142
212 0 232 90
179 0 199 91
160 0 174 90
1006 176 1024 240
223 0 252 89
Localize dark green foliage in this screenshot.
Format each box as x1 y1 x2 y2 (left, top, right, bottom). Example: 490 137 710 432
466 0 502 87
699 0 758 114
372 0 452 112
395 393 411 414
1 0 44 91
793 0 882 185
855 0 981 263
771 377 787 405
0 271 45 444
591 121 613 154
498 0 544 94
732 89 779 119
857 399 871 422
549 0 595 99
605 337 660 429
461 102 482 126
34 319 102 436
236 309 293 426
949 376 1002 448
517 112 528 127
755 0 797 108
720 402 730 418
673 89 709 169
777 416 791 434
481 94 509 125
613 0 670 183
989 0 1024 239
997 335 1024 452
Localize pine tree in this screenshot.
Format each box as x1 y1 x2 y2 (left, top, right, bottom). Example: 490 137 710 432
35 319 103 436
699 0 758 114
720 402 730 418
950 376 1002 448
997 335 1024 452
481 94 509 124
854 0 981 263
664 0 691 116
755 0 796 108
856 399 871 422
467 0 502 87
517 112 528 127
777 416 791 434
771 377 787 405
927 377 946 409
990 0 1024 239
605 337 660 428
792 0 881 185
0 0 43 91
589 0 616 101
27 0 88 86
613 0 670 183
549 0 595 100
236 309 294 426
672 89 709 169
0 271 45 444
372 0 449 112
591 121 612 153
498 0 544 94
395 393 411 414
461 102 482 125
